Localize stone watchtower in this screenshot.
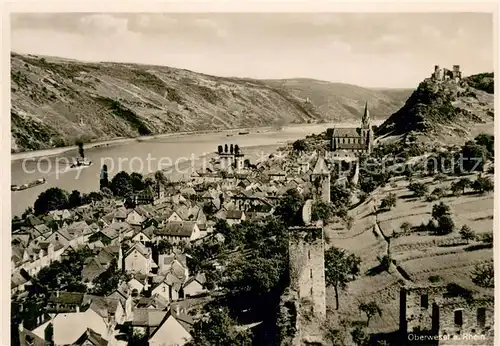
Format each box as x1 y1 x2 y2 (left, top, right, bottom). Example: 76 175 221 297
289 200 327 320
310 155 331 203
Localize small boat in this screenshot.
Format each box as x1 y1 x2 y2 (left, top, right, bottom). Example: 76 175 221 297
238 131 250 135
11 178 46 191
70 157 92 168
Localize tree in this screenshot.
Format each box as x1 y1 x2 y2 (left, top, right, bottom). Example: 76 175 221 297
471 262 494 288
460 141 487 173
408 182 428 197
234 144 240 155
154 170 169 186
311 201 334 222
400 221 412 235
330 185 351 210
451 178 472 196
274 189 304 227
436 215 454 235
224 144 229 153
432 202 451 220
351 326 369 346
22 207 34 219
478 232 493 246
130 172 145 192
379 193 397 210
99 164 109 190
218 145 223 154
157 239 173 255
292 139 308 152
380 255 392 271
325 247 361 310
474 133 494 157
186 306 252 346
459 225 475 244
110 171 133 197
431 187 446 199
34 187 69 215
472 176 494 194
68 190 83 208
230 144 234 154
359 301 382 326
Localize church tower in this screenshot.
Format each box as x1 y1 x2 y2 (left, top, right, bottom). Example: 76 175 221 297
361 102 373 154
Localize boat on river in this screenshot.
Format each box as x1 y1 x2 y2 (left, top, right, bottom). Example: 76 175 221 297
69 157 93 169
11 178 46 191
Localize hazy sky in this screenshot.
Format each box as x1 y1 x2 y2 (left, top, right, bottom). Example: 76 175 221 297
11 13 493 88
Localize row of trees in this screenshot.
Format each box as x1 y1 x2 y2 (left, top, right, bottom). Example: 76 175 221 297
32 187 104 215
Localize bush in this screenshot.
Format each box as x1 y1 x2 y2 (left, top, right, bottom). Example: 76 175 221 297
428 275 442 283
459 225 475 244
435 215 454 235
432 202 451 220
408 182 428 197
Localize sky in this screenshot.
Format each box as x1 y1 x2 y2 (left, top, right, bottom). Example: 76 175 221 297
10 12 494 88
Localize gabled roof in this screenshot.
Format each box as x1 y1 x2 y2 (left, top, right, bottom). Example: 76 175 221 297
73 328 108 346
125 243 150 258
132 308 168 327
48 292 85 305
331 127 361 137
155 222 197 237
226 210 244 220
312 156 330 175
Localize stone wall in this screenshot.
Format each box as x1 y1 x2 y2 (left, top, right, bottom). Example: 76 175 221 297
289 226 326 320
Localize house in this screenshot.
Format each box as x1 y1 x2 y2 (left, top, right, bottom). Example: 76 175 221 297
81 248 116 283
125 210 144 227
131 226 155 244
31 308 110 346
46 291 86 313
148 310 193 346
225 210 246 226
124 243 155 275
84 294 126 325
128 273 149 295
11 269 31 295
48 209 72 221
150 274 184 303
134 183 166 206
73 328 109 346
153 222 201 243
183 273 207 298
158 253 188 279
135 294 169 310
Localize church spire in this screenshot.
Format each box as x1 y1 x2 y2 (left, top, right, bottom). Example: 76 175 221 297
362 101 370 128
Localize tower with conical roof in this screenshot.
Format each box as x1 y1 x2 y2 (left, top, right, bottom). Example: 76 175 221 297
310 154 331 203
361 101 373 154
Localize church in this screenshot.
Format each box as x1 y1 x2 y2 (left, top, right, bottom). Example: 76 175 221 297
329 102 373 156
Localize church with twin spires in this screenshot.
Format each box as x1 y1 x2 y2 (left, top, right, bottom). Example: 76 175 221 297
329 102 373 155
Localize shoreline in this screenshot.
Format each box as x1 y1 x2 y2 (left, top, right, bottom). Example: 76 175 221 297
10 122 334 162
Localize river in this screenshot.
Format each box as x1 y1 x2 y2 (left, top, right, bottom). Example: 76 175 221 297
10 121 382 217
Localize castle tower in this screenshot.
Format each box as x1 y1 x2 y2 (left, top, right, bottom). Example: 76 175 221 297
361 102 373 154
288 200 327 320
310 155 330 203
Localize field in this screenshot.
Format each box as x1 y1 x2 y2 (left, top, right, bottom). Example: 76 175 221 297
323 172 494 335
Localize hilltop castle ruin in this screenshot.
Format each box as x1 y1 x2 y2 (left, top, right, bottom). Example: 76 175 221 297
432 65 462 83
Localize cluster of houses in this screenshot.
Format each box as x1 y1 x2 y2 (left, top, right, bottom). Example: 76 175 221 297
13 143 359 346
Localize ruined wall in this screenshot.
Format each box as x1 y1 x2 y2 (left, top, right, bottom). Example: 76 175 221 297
403 286 444 333
289 226 326 320
438 298 494 339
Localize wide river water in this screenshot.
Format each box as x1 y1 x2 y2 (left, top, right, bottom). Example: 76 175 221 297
10 122 381 217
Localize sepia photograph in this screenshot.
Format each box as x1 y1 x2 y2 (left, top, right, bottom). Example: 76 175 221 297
7 6 496 346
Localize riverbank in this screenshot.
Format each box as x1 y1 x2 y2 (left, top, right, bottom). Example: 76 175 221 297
10 122 334 162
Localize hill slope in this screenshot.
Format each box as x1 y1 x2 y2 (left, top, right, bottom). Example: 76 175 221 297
376 73 494 144
264 78 412 121
11 53 410 153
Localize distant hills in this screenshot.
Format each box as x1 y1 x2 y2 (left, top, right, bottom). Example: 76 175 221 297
376 72 494 145
10 53 411 153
